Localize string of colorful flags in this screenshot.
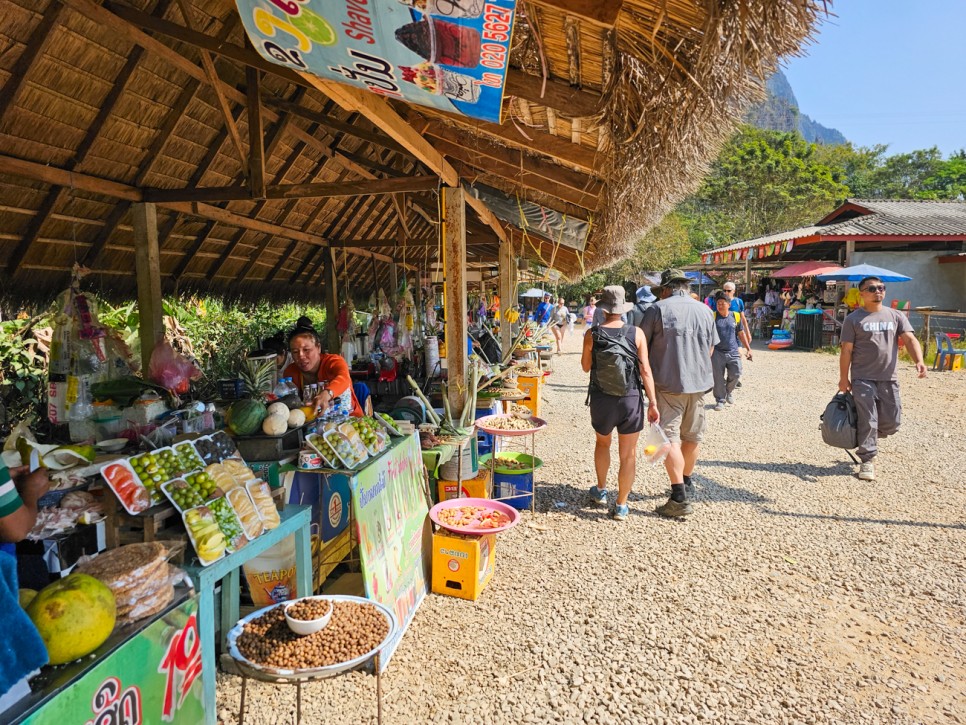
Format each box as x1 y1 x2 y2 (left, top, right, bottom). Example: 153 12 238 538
700 239 796 265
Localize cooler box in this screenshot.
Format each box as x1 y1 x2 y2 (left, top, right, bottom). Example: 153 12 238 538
516 374 544 417
793 310 823 350
437 467 492 501
431 530 496 601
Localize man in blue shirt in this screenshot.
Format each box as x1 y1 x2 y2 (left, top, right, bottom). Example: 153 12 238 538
722 281 751 343
534 293 553 325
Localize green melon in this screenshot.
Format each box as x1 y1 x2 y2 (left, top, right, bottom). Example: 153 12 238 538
227 399 267 436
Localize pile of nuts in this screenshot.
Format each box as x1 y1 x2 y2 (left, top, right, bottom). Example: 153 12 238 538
236 601 389 670
287 598 331 621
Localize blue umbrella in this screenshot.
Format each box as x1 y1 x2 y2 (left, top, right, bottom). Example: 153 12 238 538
685 271 718 286
815 264 912 282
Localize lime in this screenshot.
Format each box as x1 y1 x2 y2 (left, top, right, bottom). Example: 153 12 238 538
290 8 337 46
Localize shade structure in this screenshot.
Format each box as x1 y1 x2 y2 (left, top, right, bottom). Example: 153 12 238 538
774 261 844 278
685 271 718 286
816 264 913 282
520 288 549 298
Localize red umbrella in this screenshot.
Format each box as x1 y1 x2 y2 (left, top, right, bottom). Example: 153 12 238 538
773 261 844 278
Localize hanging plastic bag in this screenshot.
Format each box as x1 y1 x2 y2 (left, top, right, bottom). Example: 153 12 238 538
148 341 201 394
640 422 671 466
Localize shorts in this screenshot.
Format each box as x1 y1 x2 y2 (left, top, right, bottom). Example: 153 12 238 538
656 391 707 443
590 393 644 436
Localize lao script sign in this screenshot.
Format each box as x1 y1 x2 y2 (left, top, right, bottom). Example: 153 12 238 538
235 0 518 123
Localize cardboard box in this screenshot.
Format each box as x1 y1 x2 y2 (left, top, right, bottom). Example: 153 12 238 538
516 374 544 417
437 468 492 501
431 530 495 601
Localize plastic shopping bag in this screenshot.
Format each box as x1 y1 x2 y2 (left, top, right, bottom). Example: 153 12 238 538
641 422 671 466
148 341 201 394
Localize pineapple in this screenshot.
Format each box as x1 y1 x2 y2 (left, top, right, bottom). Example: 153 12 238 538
239 356 276 399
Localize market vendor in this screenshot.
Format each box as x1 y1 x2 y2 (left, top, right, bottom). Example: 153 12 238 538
0 461 50 713
285 318 363 418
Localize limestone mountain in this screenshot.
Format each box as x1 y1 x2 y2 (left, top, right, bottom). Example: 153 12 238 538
746 70 847 145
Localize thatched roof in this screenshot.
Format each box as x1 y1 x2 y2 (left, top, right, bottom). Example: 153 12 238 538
0 0 823 303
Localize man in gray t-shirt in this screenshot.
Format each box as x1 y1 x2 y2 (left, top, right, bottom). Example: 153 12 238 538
839 276 926 481
639 269 719 518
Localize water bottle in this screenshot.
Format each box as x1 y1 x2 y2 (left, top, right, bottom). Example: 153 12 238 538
283 377 297 397
68 376 96 443
273 378 289 398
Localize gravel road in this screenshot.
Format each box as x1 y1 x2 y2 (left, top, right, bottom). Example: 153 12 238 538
217 329 965 724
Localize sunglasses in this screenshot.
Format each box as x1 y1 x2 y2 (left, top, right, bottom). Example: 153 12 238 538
861 284 886 293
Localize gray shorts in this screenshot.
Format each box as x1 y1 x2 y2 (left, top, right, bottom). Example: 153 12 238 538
656 391 708 443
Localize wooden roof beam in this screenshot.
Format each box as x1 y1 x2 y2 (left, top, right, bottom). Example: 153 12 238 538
424 123 603 194
0 2 66 124
529 0 623 28
503 71 602 118
143 175 439 203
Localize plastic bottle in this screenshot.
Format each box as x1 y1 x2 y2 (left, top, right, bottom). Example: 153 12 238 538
273 378 290 398
282 377 297 398
68 376 96 443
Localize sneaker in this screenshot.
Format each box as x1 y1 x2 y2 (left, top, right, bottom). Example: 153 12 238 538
726 394 735 405
588 485 608 506
655 498 694 518
611 503 629 521
736 380 743 388
713 401 725 411
858 461 876 481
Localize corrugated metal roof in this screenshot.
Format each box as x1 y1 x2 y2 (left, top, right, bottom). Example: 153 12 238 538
706 199 966 255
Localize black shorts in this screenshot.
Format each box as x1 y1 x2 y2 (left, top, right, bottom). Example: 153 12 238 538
590 392 644 436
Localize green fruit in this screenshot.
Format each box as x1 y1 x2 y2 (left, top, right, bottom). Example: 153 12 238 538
227 400 267 436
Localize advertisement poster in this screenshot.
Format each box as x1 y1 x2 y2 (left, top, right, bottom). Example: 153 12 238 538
349 433 429 670
21 597 204 724
235 0 518 123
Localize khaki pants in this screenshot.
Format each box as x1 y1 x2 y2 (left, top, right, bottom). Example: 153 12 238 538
656 391 707 443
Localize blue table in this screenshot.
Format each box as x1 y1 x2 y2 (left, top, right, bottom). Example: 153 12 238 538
184 504 313 725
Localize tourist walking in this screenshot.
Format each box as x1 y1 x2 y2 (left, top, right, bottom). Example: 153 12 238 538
551 298 569 353
640 269 719 517
582 286 659 521
721 281 752 347
711 291 753 410
583 297 597 326
838 276 927 481
535 293 553 325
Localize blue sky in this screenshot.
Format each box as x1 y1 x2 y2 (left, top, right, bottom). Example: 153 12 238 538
781 0 966 157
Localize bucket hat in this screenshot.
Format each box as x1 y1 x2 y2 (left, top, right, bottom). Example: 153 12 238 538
598 285 633 314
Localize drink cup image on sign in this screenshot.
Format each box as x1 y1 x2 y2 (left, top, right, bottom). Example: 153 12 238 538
397 0 485 19
395 16 481 68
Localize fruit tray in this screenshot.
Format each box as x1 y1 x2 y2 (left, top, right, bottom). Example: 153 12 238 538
374 413 402 437
161 478 206 513
100 459 152 515
337 422 371 464
226 595 397 679
305 432 346 469
206 495 249 553
349 417 388 456
182 505 226 566
228 487 264 539
247 480 280 529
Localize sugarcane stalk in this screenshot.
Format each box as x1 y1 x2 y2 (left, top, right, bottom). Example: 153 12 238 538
460 361 481 428
406 375 441 425
442 392 455 430
477 365 517 392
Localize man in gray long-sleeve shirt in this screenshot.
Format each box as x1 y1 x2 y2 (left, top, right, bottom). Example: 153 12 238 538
639 269 718 517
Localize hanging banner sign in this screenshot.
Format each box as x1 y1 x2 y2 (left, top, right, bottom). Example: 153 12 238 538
234 0 518 124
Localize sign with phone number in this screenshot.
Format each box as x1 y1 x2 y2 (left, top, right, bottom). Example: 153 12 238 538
235 0 518 124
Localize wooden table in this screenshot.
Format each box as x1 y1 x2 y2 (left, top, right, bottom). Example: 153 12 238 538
183 504 313 725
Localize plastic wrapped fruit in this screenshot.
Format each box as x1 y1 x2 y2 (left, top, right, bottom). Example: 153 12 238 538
306 432 342 468
101 460 151 514
183 506 226 565
162 478 204 512
207 496 248 552
228 488 264 539
247 480 280 529
172 442 205 475
185 471 218 499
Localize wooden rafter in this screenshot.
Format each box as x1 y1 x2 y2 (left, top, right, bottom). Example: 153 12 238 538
142 176 439 204
503 71 601 118
6 35 150 275
0 2 65 124
246 66 266 199
530 0 624 27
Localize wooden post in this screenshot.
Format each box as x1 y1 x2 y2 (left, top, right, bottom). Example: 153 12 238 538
388 262 398 303
499 241 513 353
922 310 931 360
323 248 340 353
744 254 752 294
846 239 855 267
442 186 468 422
133 202 163 374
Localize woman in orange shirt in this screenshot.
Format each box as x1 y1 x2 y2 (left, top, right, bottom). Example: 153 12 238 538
284 320 363 418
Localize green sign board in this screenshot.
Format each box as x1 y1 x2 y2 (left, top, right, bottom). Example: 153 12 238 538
350 433 429 670
21 596 205 724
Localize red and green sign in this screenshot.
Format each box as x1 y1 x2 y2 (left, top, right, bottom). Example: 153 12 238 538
21 597 205 724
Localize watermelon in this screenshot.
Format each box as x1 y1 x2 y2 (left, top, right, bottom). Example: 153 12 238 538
227 399 267 436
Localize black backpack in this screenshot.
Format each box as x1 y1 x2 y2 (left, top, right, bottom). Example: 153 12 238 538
587 325 642 400
820 391 858 452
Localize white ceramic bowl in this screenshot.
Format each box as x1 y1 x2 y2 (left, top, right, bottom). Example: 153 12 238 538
284 596 333 636
96 438 128 453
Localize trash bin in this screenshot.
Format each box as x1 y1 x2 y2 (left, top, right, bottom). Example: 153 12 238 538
793 310 824 350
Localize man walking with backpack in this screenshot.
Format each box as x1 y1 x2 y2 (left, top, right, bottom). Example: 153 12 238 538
582 286 659 521
640 269 719 518
838 276 927 481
